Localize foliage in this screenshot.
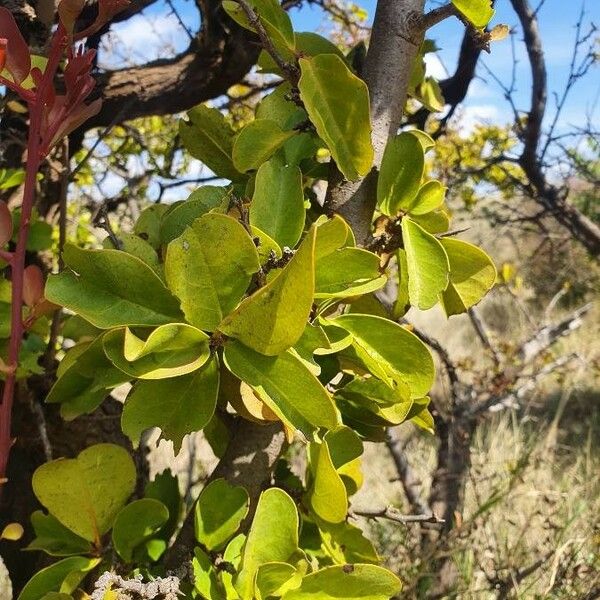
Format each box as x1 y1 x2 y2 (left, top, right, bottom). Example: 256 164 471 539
0 0 499 598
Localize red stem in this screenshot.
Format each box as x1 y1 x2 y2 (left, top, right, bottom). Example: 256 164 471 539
0 25 67 483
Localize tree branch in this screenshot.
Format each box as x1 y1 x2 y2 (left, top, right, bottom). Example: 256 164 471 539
325 0 426 243
163 418 285 571
81 1 260 130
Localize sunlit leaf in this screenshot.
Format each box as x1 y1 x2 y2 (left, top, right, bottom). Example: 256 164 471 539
401 218 449 310
439 238 497 316
298 54 373 181
219 227 316 356
32 444 136 543
121 355 219 453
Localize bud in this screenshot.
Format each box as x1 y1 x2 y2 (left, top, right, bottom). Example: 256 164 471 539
0 38 6 73
0 201 12 246
58 0 86 33
23 265 44 308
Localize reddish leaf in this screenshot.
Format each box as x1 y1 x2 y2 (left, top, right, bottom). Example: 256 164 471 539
0 201 13 246
58 0 86 33
0 7 31 84
23 265 44 307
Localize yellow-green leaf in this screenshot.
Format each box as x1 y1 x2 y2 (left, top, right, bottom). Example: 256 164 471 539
223 341 339 439
31 444 136 543
281 564 401 600
103 324 210 379
165 213 260 331
233 120 296 173
409 180 446 216
452 0 495 28
401 218 450 310
121 355 219 453
377 132 424 216
315 247 386 299
251 160 305 249
46 245 183 329
219 227 316 356
160 186 231 245
17 557 100 600
334 314 434 398
298 54 373 181
235 488 300 600
179 105 240 180
112 499 169 563
439 238 497 316
195 479 249 551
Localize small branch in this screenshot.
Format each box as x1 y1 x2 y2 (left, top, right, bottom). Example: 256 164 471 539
468 307 501 366
235 0 300 84
350 505 443 526
386 432 431 516
472 353 579 415
420 3 459 30
518 302 592 363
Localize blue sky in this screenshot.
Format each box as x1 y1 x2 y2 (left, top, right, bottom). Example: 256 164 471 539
286 0 600 132
107 0 599 135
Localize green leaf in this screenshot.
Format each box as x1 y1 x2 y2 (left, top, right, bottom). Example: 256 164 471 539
439 238 496 316
411 207 450 234
144 470 181 543
134 204 169 250
26 512 92 557
165 213 260 331
235 488 300 599
102 233 161 276
316 519 379 565
103 324 210 379
251 160 305 249
401 218 450 310
160 186 231 245
179 105 240 180
334 314 434 398
45 336 129 420
46 245 183 329
233 120 296 173
112 499 169 562
223 341 339 439
452 0 495 28
219 227 316 356
298 54 373 181
314 215 354 260
17 557 100 600
409 180 446 216
195 479 250 551
393 249 410 318
377 132 424 216
307 441 348 523
255 562 305 600
256 83 305 129
315 248 386 299
281 564 401 599
121 355 219 453
32 444 136 544
223 0 295 58
193 547 225 600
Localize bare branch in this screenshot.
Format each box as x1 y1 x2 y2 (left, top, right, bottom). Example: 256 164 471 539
350 505 443 526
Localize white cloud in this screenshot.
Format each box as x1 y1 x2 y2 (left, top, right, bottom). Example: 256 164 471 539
424 53 448 80
453 104 502 135
100 14 185 68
